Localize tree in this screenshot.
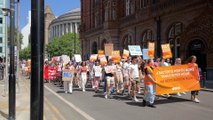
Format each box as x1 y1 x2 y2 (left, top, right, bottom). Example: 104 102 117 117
20 45 31 60
46 33 81 58
7 26 23 46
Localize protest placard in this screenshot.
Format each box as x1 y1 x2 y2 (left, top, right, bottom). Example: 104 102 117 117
122 49 130 59
142 49 149 60
90 54 98 62
74 54 82 63
161 43 172 59
104 43 114 56
112 50 121 63
148 42 155 59
128 45 142 56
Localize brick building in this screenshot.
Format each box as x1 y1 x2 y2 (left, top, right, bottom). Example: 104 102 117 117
80 0 213 80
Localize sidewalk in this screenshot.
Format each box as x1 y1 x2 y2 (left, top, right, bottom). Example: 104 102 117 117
0 75 30 120
0 74 68 120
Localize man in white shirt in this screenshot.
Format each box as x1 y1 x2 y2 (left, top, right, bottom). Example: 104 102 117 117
128 56 140 102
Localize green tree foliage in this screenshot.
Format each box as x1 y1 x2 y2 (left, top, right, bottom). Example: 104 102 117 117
46 33 81 58
7 26 23 46
20 45 31 60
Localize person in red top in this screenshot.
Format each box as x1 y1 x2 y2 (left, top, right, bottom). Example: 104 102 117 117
44 61 49 82
188 55 200 103
80 61 88 92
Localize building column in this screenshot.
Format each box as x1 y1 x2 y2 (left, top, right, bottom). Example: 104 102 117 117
75 22 78 33
66 23 69 33
71 23 73 33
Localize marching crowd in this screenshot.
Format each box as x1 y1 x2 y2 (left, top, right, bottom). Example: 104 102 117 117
42 55 200 108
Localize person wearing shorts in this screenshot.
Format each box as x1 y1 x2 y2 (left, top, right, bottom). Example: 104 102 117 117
128 56 140 102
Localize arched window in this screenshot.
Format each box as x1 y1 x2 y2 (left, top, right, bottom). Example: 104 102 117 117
123 34 132 49
141 29 153 49
168 22 183 58
92 42 98 54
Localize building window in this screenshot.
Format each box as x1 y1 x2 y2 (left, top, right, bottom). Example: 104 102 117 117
140 0 149 8
92 42 98 54
0 18 2 24
168 22 183 58
112 7 116 20
0 37 2 43
123 34 132 49
141 29 153 49
95 14 98 27
126 0 130 16
0 47 2 53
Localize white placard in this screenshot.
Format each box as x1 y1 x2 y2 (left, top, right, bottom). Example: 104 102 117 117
61 55 70 64
74 54 82 62
128 45 142 56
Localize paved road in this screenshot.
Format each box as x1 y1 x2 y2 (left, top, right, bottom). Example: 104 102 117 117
44 82 213 120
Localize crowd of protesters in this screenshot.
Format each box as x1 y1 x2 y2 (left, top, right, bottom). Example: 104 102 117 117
42 55 201 108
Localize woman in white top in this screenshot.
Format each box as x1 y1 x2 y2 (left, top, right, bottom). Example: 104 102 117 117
80 61 88 92
115 62 124 93
93 61 102 93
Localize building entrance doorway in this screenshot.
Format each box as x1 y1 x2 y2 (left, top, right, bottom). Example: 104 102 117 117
188 39 206 72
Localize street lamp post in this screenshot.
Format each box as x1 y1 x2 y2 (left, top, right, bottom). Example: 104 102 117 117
16 0 20 93
9 0 16 119
30 0 45 120
74 23 76 54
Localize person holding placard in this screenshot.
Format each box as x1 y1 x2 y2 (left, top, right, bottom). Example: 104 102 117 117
128 56 140 102
142 59 156 108
104 59 116 99
62 64 74 94
188 55 200 103
93 61 103 93
115 62 124 94
80 61 88 92
175 58 186 96
122 58 131 96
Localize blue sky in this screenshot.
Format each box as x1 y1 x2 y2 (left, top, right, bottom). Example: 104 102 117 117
20 0 80 29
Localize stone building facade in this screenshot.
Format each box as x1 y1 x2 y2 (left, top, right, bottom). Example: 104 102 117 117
45 6 55 45
48 8 80 41
80 0 213 80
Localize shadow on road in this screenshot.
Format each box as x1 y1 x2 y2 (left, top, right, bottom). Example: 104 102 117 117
125 97 191 107
0 110 8 119
154 97 191 105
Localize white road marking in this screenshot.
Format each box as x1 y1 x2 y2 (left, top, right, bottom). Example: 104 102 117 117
44 85 95 120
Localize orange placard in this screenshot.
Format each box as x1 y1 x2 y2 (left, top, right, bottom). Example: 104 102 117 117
98 50 104 59
161 44 172 59
148 42 155 59
122 49 129 59
100 55 107 66
153 64 200 95
90 54 98 62
112 50 121 63
104 44 114 56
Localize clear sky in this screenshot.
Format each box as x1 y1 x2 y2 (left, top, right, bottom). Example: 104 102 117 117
20 0 80 29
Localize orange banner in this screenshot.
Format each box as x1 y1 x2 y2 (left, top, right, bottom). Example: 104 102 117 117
153 64 200 95
148 42 155 59
161 44 172 59
112 50 121 63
